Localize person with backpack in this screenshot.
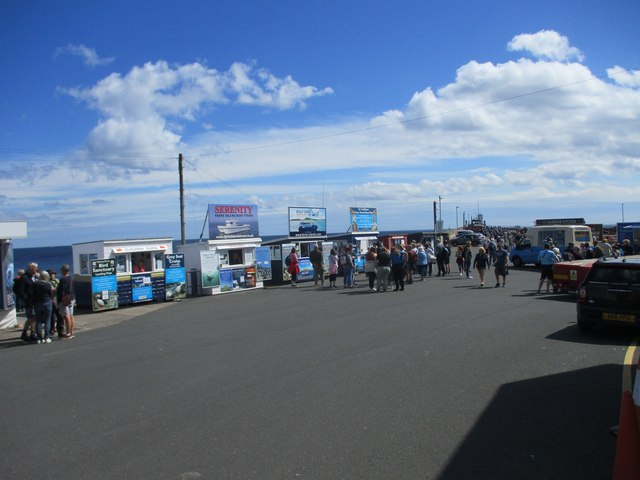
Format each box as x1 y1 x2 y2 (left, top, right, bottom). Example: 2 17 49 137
390 246 406 292
286 247 300 288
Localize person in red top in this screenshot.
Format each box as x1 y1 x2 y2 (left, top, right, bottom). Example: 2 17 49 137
287 247 300 287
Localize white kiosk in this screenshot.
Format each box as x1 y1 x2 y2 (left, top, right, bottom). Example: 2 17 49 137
178 204 269 295
0 221 28 329
72 238 173 309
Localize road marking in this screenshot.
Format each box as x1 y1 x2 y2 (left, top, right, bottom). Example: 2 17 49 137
622 338 639 393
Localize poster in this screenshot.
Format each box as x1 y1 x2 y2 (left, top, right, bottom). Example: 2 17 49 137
208 204 259 240
350 207 378 233
200 250 220 288
90 259 118 311
255 246 272 281
220 269 234 292
132 273 153 303
244 266 257 288
297 257 314 281
164 253 186 300
1 241 14 311
288 207 326 238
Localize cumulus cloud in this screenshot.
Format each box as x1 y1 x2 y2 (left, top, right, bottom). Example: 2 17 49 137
507 30 584 62
608 66 640 88
61 61 333 172
55 44 115 66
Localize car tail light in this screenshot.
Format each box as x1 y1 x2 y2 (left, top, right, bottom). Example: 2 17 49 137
578 286 587 303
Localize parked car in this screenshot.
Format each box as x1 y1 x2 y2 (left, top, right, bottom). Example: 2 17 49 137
576 257 640 332
449 233 485 247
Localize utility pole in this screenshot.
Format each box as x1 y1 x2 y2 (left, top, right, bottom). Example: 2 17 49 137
179 153 186 245
438 195 443 235
456 206 459 229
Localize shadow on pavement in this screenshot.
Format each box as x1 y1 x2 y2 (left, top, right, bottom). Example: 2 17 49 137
438 365 618 480
548 323 638 347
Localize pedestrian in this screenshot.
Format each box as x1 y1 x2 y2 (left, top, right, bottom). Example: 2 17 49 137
463 242 473 279
364 246 378 291
416 245 428 281
12 269 25 313
406 242 416 284
47 270 63 337
286 248 300 287
309 245 325 287
342 247 355 288
536 243 559 294
32 271 54 344
435 239 446 277
390 246 406 292
455 246 464 275
426 242 436 277
473 247 490 287
20 262 39 342
57 264 76 338
328 248 339 289
376 246 392 292
493 243 509 287
443 240 451 275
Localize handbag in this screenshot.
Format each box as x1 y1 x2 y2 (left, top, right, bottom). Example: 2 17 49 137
427 253 437 264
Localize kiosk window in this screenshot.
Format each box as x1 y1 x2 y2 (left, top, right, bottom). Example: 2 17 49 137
80 253 98 275
132 253 149 273
154 252 164 270
228 249 243 265
116 254 128 273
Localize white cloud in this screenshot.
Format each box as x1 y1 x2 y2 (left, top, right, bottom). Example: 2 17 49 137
608 66 640 88
507 30 584 62
55 44 115 66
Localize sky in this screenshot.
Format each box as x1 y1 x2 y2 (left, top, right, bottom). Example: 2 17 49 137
1 1 639 247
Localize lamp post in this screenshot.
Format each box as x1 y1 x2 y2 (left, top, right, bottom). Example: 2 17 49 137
456 206 459 229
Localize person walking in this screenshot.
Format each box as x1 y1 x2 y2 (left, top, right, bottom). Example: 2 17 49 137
286 248 300 287
328 248 339 289
416 245 428 281
536 243 559 294
20 262 39 342
493 243 508 287
57 264 76 338
455 246 464 275
376 246 392 292
463 242 473 279
342 247 355 288
309 245 325 287
32 271 54 344
473 247 490 287
48 269 63 337
390 246 406 291
364 246 378 291
12 269 25 313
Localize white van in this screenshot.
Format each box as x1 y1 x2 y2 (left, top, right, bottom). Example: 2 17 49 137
510 225 593 267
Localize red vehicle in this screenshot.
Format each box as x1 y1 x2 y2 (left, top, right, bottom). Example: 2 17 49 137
552 258 598 293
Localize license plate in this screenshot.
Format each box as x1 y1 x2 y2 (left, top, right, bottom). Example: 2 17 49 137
603 312 636 323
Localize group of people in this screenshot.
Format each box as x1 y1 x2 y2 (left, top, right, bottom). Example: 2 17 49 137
562 238 636 260
286 238 510 292
12 263 76 344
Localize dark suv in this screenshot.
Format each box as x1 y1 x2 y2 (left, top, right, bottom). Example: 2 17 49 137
449 233 485 247
576 257 640 332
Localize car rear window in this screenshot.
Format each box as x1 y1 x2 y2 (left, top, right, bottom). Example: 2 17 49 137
589 266 640 284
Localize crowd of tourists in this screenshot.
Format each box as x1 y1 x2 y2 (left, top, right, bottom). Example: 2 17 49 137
286 236 511 291
12 262 75 344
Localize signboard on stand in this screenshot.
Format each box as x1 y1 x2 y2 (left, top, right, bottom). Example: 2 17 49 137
90 259 118 312
132 273 153 303
208 204 259 240
288 207 326 238
350 207 378 233
255 246 272 281
164 253 186 300
200 251 220 288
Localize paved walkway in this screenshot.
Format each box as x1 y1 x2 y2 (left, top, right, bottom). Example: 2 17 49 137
0 300 176 342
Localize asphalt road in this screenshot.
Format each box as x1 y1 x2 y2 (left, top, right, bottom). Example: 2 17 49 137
0 267 635 479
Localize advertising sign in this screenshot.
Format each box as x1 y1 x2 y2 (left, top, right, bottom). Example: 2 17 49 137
1 242 14 311
350 207 378 233
289 207 327 238
164 253 186 300
255 246 272 281
220 269 234 292
535 218 586 226
208 204 259 240
200 250 220 288
90 259 118 311
132 273 153 303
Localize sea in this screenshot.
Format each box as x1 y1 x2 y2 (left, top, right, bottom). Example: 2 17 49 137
14 245 73 275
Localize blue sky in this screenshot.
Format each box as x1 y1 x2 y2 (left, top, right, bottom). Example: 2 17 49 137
1 1 639 247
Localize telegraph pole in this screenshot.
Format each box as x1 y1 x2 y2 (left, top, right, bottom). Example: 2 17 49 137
179 153 186 245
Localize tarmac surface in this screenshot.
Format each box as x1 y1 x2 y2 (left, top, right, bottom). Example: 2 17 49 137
0 267 635 479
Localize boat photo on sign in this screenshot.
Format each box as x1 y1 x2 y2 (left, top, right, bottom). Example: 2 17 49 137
288 207 326 238
208 204 259 240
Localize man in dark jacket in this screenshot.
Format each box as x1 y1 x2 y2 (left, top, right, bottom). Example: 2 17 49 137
20 262 38 342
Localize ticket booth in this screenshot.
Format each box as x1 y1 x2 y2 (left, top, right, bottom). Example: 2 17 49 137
0 221 27 329
72 238 173 309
